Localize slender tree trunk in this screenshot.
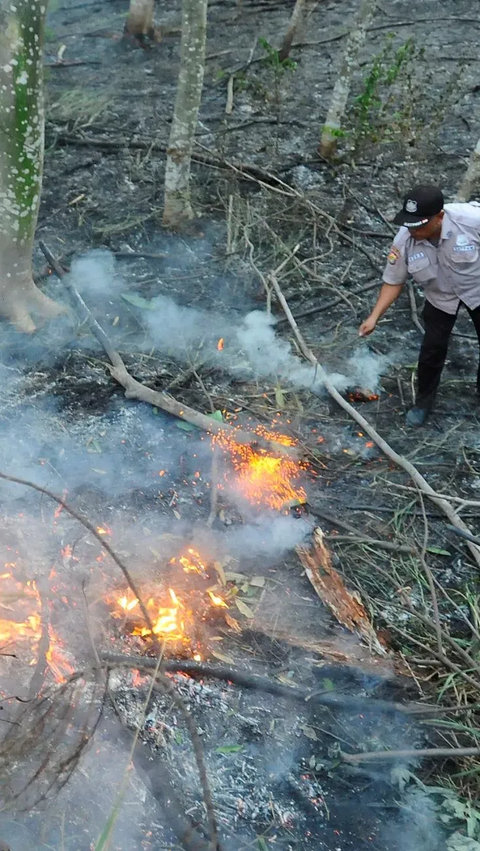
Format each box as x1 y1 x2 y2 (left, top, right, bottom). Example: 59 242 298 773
278 0 306 63
319 0 375 159
125 0 155 41
162 0 208 229
456 138 480 202
0 0 64 332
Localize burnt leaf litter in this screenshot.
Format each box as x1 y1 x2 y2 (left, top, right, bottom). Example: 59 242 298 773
1 0 480 850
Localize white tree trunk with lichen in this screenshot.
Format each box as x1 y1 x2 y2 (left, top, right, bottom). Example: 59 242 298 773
278 0 306 63
456 138 480 202
0 0 63 332
125 0 154 39
163 0 208 228
319 0 375 159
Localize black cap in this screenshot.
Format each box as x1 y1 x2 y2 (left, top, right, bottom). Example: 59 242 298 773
393 185 444 228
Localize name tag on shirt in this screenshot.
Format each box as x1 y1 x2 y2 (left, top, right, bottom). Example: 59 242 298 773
409 251 426 262
453 244 475 253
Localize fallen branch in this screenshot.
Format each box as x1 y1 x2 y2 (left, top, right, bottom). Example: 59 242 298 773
276 277 379 324
269 273 480 569
101 653 440 716
38 242 297 459
342 745 480 765
323 533 415 555
308 504 415 555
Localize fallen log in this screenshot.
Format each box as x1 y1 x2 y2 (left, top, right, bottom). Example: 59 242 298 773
39 241 297 459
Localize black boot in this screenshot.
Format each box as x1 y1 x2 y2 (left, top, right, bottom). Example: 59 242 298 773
406 406 430 427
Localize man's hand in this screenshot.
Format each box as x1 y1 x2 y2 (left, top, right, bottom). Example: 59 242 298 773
359 315 377 337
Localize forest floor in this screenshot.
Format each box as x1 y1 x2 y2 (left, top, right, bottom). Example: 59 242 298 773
2 0 480 849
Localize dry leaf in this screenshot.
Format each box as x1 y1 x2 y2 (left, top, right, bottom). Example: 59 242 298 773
301 725 319 741
225 571 247 583
213 561 226 586
249 576 265 588
211 649 235 664
235 598 255 619
225 613 242 633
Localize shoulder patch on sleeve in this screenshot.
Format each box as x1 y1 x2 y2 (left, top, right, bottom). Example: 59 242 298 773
387 246 401 265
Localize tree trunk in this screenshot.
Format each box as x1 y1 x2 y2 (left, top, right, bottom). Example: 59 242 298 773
162 0 208 229
0 0 64 332
278 0 306 63
319 0 375 159
456 138 480 202
125 0 155 40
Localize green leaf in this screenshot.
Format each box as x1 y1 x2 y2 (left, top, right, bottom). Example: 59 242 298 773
275 384 285 409
121 292 155 310
321 678 335 692
426 546 451 556
208 410 224 422
216 744 243 754
174 730 183 745
176 420 195 432
257 838 269 851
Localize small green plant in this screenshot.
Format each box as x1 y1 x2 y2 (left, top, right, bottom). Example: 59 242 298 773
344 34 463 161
259 37 297 73
349 35 417 152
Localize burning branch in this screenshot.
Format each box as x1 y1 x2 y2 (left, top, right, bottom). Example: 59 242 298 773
268 272 480 571
38 242 297 460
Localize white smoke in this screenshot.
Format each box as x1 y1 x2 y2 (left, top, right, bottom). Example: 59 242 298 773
66 251 390 394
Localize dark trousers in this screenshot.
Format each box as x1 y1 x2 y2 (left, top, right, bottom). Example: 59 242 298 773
417 300 480 408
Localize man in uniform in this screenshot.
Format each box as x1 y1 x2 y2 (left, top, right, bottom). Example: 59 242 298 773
359 185 480 426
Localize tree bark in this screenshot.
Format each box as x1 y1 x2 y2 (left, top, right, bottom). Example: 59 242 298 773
456 138 480 202
319 0 375 159
162 0 208 228
0 0 64 332
125 0 155 40
278 0 306 62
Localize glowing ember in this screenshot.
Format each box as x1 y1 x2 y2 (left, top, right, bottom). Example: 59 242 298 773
96 525 112 536
213 431 307 511
207 590 228 608
217 338 224 351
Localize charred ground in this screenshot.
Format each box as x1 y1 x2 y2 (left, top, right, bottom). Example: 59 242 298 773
1 0 480 849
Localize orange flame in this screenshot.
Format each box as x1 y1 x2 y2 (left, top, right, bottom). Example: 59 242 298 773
0 570 73 682
217 338 224 351
118 595 139 612
213 430 307 511
207 590 228 608
170 547 206 574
